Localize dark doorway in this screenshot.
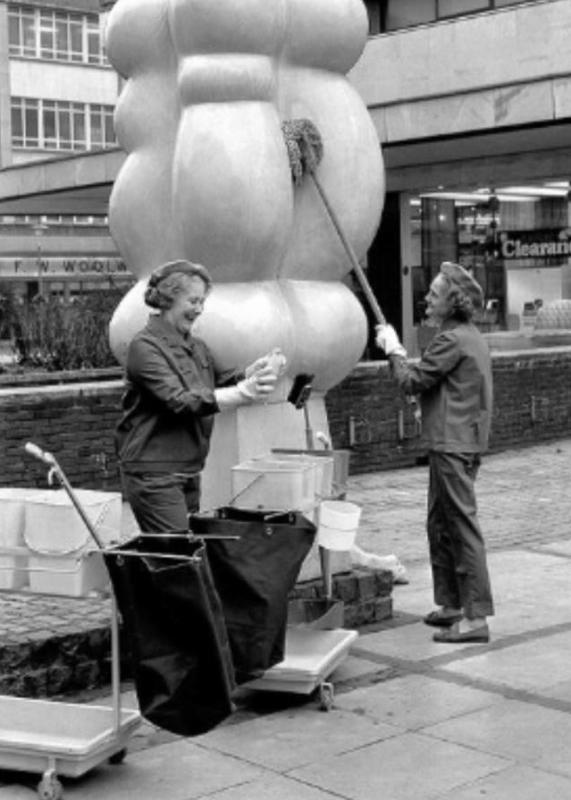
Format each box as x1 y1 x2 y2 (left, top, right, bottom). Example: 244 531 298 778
364 191 402 358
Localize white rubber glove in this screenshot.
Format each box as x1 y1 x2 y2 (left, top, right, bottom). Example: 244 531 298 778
245 355 269 379
214 372 277 410
237 370 277 399
375 324 407 358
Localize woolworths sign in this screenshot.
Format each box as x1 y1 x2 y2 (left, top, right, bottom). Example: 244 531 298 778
499 229 571 260
0 257 130 277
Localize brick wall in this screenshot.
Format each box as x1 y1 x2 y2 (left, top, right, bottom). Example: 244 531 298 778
1 347 571 488
326 348 571 473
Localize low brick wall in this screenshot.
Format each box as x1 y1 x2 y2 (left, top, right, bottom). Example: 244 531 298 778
326 347 571 473
1 347 571 488
0 570 392 698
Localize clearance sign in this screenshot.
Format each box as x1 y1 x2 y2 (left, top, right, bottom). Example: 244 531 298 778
499 229 571 260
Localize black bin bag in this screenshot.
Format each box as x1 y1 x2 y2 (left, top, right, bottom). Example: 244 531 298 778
103 535 236 737
190 507 316 684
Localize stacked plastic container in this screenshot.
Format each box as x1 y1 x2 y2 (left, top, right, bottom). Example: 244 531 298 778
231 456 318 513
0 488 34 590
23 489 122 595
0 489 123 596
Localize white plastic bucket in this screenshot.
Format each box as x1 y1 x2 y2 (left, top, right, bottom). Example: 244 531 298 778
0 488 36 590
24 489 122 554
0 488 32 547
317 500 361 551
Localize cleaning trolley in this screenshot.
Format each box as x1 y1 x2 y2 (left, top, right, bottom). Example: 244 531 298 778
0 443 141 800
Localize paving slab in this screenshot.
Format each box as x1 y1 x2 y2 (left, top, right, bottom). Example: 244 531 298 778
441 629 571 693
422 699 571 776
436 764 571 800
333 673 499 731
1 739 267 800
287 732 511 800
191 704 403 772
204 774 346 800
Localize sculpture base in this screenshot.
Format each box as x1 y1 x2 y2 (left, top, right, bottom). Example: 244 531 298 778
200 394 352 582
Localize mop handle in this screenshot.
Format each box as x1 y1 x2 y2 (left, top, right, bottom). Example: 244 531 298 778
24 441 105 551
310 172 386 326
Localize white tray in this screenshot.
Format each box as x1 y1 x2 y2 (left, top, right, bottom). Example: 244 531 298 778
246 627 358 694
0 696 141 777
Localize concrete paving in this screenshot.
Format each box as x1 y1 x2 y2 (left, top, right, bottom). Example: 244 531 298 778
2 437 571 799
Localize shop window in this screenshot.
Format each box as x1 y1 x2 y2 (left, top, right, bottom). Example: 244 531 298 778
408 183 571 341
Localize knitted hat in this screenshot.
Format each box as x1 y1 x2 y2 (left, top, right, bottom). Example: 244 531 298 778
147 260 212 290
440 261 483 310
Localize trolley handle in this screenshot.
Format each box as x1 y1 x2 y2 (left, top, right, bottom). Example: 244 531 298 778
24 441 105 551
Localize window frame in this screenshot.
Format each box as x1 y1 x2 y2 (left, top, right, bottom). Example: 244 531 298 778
7 4 108 66
11 97 116 152
370 0 541 34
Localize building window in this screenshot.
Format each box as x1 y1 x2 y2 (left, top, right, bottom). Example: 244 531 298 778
366 1 542 34
11 98 115 151
8 4 107 66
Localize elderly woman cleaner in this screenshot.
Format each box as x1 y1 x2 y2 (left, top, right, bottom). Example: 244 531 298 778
116 259 282 535
376 261 494 644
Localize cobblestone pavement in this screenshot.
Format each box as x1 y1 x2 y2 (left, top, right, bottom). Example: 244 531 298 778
1 438 570 648
350 437 571 564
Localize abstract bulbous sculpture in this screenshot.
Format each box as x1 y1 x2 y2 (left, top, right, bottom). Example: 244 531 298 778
105 0 384 393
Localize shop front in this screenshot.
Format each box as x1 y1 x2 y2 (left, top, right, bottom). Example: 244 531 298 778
378 179 571 356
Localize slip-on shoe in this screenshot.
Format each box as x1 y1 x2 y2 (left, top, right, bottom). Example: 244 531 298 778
433 624 489 644
423 610 463 628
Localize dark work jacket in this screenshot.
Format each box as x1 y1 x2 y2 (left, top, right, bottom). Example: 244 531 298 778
389 319 493 454
116 315 239 475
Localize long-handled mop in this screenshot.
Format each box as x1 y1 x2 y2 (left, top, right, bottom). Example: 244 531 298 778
281 118 387 326
281 118 421 431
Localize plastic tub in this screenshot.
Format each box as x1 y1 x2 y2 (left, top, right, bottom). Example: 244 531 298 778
0 488 33 590
317 500 361 551
231 457 315 511
271 450 334 500
27 551 110 597
24 489 122 554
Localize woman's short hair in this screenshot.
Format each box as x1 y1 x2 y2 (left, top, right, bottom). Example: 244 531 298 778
439 261 483 322
144 260 212 310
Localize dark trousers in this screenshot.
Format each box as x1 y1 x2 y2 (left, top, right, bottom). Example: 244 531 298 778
121 471 201 534
427 451 494 619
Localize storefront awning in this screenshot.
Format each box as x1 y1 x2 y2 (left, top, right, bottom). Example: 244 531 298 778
0 148 125 216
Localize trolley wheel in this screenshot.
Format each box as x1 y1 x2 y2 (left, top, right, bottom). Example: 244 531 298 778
109 747 127 765
37 769 63 800
318 681 334 711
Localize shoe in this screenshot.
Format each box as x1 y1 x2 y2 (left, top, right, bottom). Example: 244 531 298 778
433 623 489 644
423 610 463 628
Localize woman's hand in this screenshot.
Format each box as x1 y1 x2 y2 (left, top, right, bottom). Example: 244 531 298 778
245 348 287 379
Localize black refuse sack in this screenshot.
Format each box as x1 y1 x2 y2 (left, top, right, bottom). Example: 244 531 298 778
104 535 236 737
190 507 316 683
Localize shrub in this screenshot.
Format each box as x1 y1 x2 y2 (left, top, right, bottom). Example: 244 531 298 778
5 287 126 371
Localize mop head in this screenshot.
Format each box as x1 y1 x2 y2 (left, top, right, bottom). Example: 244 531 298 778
281 118 324 185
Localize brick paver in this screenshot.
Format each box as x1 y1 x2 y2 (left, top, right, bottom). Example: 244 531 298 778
1 437 570 649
